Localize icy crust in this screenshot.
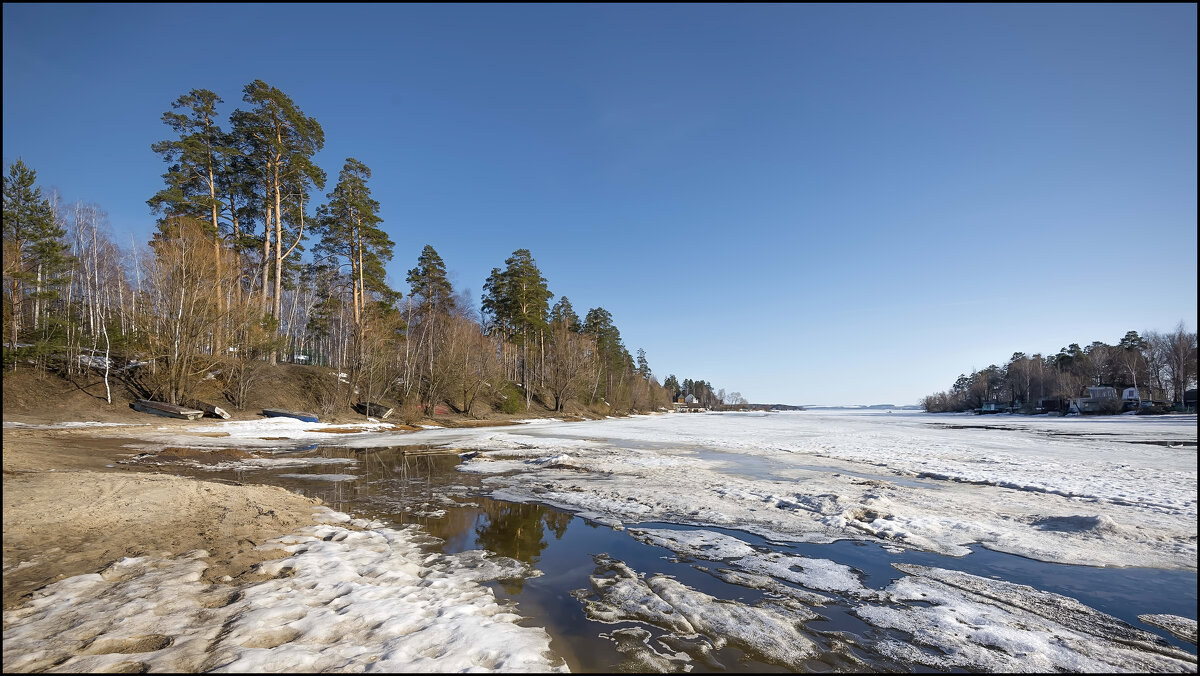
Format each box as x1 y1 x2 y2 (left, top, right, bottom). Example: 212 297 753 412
629 528 758 560
129 453 359 472
451 412 1197 569
856 564 1198 673
1 509 566 673
571 551 1197 673
1139 614 1199 645
128 417 396 450
3 420 146 429
629 527 871 598
571 554 822 670
600 627 694 672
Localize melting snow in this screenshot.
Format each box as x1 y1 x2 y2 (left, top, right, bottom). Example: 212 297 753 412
1 508 566 673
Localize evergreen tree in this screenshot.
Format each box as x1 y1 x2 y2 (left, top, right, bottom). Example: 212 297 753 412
235 79 326 358
149 88 239 348
582 306 631 401
406 245 454 318
636 348 651 379
663 374 680 399
480 249 553 408
549 296 581 333
3 159 70 351
314 157 394 327
405 244 455 413
148 89 234 233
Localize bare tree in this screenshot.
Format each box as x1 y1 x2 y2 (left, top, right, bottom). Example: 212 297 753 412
1163 321 1198 405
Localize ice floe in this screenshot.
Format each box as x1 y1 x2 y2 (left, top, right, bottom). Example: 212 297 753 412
1139 614 1199 645
855 563 1197 672
572 554 822 670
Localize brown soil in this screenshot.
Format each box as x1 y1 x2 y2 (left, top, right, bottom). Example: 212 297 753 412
1 365 606 427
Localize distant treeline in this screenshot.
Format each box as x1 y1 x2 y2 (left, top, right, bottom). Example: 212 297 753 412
921 325 1197 413
3 81 743 417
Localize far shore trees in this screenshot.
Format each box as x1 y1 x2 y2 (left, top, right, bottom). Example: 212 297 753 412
922 324 1198 412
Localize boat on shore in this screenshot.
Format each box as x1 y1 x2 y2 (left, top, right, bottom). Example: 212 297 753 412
262 409 319 423
133 399 204 420
353 401 394 419
187 399 231 419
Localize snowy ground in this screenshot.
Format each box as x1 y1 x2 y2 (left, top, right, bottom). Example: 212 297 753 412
8 409 1197 672
2 507 567 673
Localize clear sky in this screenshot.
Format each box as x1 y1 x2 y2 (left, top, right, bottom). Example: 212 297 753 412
4 3 1196 405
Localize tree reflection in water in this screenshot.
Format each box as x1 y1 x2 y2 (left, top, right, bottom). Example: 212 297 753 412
474 501 572 593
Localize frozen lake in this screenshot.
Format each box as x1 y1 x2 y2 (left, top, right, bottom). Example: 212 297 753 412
106 409 1198 672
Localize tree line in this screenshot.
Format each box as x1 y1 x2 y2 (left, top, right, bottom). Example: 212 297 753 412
921 324 1198 413
2 81 748 417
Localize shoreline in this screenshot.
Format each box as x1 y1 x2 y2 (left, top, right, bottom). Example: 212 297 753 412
1 418 570 673
1 407 590 611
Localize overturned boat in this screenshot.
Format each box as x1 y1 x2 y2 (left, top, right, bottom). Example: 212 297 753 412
262 408 319 423
133 399 204 420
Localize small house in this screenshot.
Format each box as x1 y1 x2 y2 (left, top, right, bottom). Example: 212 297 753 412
1076 386 1118 414
1121 387 1142 412
672 394 706 413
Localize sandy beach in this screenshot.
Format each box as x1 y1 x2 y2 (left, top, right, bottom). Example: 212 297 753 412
2 422 324 612
2 416 569 673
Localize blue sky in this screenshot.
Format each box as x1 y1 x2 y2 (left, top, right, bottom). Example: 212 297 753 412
4 3 1196 405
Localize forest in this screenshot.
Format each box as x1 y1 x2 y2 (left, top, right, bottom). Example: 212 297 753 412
2 81 732 419
921 325 1198 414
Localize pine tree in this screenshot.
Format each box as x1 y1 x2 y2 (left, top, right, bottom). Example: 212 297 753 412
235 80 326 360
314 157 393 328
549 296 580 333
406 245 454 318
636 348 651 379
582 306 630 402
481 249 553 408
149 89 238 349
3 159 70 352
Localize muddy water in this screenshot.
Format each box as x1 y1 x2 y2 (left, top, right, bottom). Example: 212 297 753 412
129 444 1199 672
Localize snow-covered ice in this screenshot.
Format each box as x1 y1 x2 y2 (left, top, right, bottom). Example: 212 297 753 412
441 410 1197 570
856 563 1196 672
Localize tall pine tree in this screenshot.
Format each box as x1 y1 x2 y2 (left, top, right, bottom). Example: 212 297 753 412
3 159 70 352
314 157 394 328
235 80 325 360
149 89 238 349
481 249 552 408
